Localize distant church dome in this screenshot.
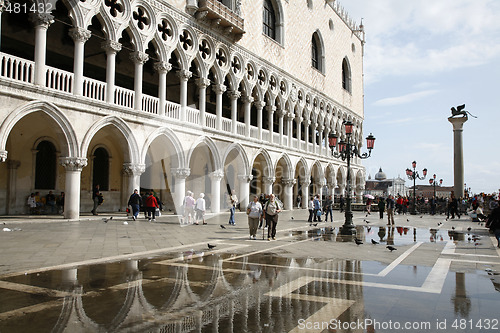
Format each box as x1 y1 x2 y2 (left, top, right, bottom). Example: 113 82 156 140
375 167 387 181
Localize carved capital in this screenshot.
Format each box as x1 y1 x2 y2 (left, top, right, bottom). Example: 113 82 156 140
129 51 149 65
101 40 122 53
242 96 254 104
263 176 276 185
123 163 146 176
172 168 191 179
196 78 211 89
69 27 91 43
254 100 266 110
30 12 54 28
209 170 224 181
228 90 241 100
238 174 253 183
7 160 20 169
282 178 296 187
266 105 277 113
0 150 7 162
153 61 172 74
213 84 227 95
176 69 192 81
60 157 88 172
300 180 311 187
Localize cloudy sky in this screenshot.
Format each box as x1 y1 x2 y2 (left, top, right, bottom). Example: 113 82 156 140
342 0 500 195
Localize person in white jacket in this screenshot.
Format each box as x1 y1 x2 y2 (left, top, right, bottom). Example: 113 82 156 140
195 193 206 225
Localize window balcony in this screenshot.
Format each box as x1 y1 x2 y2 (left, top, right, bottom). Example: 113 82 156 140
196 0 245 37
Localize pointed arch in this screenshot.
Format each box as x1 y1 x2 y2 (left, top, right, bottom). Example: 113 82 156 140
274 152 293 179
186 136 222 172
141 127 185 169
250 148 274 178
222 143 250 176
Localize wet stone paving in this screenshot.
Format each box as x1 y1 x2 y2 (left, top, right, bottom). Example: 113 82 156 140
0 212 499 332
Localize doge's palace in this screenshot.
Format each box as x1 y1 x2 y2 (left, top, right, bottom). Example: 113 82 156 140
0 0 366 219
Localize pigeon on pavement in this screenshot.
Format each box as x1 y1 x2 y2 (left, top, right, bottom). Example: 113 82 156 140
386 245 397 252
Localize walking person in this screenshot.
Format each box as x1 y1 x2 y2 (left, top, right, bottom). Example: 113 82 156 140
365 197 372 215
228 189 238 225
339 195 345 212
486 199 500 248
313 195 322 222
258 193 268 229
377 197 385 219
91 184 101 215
263 194 283 241
307 196 314 222
386 195 395 225
27 193 36 214
127 189 142 221
195 193 206 225
57 192 65 215
247 195 262 239
324 195 334 222
145 191 159 222
183 191 196 224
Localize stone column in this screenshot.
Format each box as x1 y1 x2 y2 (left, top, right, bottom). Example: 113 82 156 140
177 69 192 121
214 84 226 130
317 179 325 200
60 157 88 220
255 100 265 140
311 122 317 154
31 13 53 86
210 170 224 213
0 150 7 162
101 40 121 104
296 116 302 150
130 51 149 111
243 96 254 137
238 174 253 211
263 176 275 195
317 125 324 155
6 160 20 214
282 178 296 210
278 110 284 145
304 121 310 152
229 90 241 134
154 61 171 116
267 105 276 144
301 180 311 204
287 113 293 148
448 116 468 198
122 163 145 201
171 168 190 214
69 27 91 96
196 78 210 127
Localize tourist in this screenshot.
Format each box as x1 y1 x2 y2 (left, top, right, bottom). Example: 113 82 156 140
127 189 142 221
307 196 314 222
45 191 56 214
386 195 395 225
263 193 283 241
228 189 238 225
27 193 36 214
377 197 385 219
195 193 206 225
324 195 334 222
313 195 322 222
145 191 159 222
183 191 195 224
247 195 262 239
91 184 101 215
486 200 500 248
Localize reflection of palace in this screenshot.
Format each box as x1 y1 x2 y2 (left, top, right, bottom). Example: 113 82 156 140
2 254 365 331
0 0 366 218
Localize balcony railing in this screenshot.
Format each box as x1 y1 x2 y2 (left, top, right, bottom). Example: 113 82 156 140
0 52 340 160
196 0 245 35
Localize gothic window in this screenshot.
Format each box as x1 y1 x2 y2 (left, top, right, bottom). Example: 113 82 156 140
263 0 276 40
93 147 109 191
35 140 57 189
311 32 324 73
342 58 351 93
312 36 319 69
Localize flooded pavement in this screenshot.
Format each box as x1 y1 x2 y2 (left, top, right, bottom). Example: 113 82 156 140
1 229 499 332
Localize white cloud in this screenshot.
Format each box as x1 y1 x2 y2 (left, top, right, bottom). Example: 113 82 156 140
373 90 439 106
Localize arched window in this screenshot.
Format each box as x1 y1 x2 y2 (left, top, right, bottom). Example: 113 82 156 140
93 147 109 191
312 36 319 69
311 31 325 73
342 58 351 93
35 140 57 189
263 0 276 40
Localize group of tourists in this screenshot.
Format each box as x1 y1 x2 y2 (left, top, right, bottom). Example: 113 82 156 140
181 191 207 225
246 193 283 240
27 191 64 215
306 195 334 223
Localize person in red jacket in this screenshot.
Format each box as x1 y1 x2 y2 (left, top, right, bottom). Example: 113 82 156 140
145 191 159 222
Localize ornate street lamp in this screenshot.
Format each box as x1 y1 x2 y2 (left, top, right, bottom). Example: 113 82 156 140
405 161 427 215
428 174 443 199
329 120 375 235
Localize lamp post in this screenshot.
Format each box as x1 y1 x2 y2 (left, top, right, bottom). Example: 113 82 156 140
429 174 443 199
405 161 427 215
328 120 375 235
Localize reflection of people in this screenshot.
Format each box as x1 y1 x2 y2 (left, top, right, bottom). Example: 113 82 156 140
128 189 142 221
247 195 262 240
264 194 283 241
228 190 238 225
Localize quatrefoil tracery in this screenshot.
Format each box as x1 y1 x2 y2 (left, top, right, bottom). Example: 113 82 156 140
133 7 150 30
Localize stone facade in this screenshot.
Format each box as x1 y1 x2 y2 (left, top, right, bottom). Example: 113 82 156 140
0 0 366 218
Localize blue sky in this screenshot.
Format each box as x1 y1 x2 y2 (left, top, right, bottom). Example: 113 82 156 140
343 0 500 195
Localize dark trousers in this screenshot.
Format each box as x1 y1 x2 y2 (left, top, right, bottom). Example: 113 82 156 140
131 204 140 218
379 209 384 219
266 213 278 238
325 208 333 222
147 207 156 219
313 209 321 222
307 209 314 222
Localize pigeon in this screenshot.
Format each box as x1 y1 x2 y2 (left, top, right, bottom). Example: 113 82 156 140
386 245 397 252
467 227 471 232
437 222 443 226
312 223 318 227
355 238 363 246
420 216 423 218
371 239 379 245
468 237 471 241
364 219 370 224
102 217 113 223
451 226 455 230
207 243 216 250
407 219 410 222
220 225 226 229
291 217 294 220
